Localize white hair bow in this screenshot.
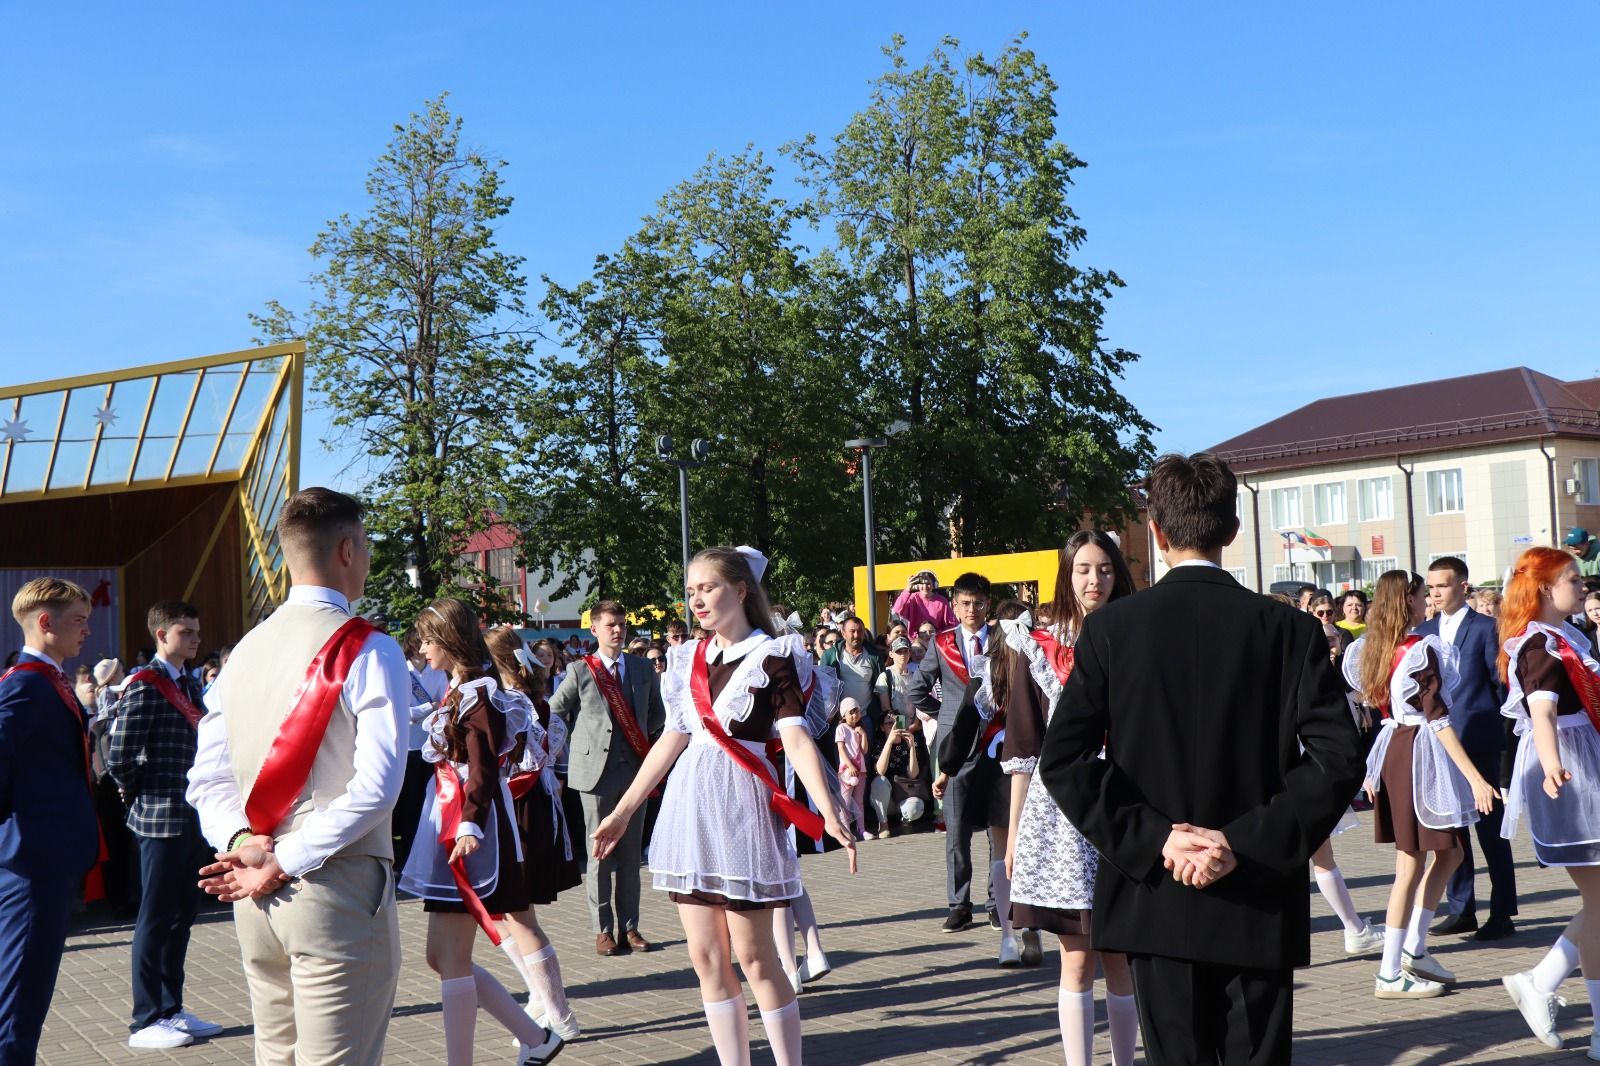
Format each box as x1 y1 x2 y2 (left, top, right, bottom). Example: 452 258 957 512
513 646 538 674
735 545 769 582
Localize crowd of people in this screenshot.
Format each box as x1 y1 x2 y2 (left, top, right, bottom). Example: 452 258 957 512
11 460 1600 1064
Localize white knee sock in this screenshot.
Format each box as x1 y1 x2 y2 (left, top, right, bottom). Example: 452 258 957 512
758 999 802 1066
1058 988 1093 1066
791 889 828 966
1402 906 1433 955
991 859 1013 938
1532 935 1581 995
1313 867 1363 934
703 995 751 1066
1107 991 1138 1065
1379 924 1406 980
523 946 569 1020
1587 978 1600 1034
499 934 531 985
440 976 478 1066
471 965 547 1046
773 907 799 979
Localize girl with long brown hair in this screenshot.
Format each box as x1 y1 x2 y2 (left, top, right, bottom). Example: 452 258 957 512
1344 571 1497 1001
592 546 854 1066
484 625 582 1043
994 530 1139 1065
1496 547 1600 1052
396 598 563 1064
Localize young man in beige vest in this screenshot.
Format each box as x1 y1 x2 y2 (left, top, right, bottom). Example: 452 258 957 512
186 488 410 1066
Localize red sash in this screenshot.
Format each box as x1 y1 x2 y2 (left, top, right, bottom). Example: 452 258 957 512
1377 635 1423 717
2 661 106 899
1553 635 1600 736
126 667 205 729
1029 629 1076 687
431 762 503 944
585 655 657 796
935 629 972 687
690 641 825 842
243 618 377 836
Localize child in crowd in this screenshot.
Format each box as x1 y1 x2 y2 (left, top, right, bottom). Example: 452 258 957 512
836 697 869 839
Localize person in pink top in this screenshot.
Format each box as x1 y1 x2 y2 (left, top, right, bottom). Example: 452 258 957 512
835 697 869 838
893 570 957 635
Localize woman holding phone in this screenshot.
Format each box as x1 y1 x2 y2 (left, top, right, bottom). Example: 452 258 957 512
870 707 933 837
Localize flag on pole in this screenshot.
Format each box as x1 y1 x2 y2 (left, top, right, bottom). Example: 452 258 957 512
1301 529 1332 549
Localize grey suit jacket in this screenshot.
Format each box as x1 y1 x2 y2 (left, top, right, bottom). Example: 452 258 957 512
551 653 666 794
906 628 986 750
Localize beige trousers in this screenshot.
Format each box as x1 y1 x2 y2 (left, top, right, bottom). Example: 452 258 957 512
234 855 400 1066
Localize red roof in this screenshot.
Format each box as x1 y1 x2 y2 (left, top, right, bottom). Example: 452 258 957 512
1210 368 1600 474
463 522 517 553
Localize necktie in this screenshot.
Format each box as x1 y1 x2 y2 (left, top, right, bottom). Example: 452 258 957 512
612 662 622 687
970 636 982 662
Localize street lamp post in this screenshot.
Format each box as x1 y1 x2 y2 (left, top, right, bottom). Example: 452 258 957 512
846 437 890 635
657 435 711 592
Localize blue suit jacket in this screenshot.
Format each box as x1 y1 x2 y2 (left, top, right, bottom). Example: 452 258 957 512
0 652 100 877
1416 607 1507 756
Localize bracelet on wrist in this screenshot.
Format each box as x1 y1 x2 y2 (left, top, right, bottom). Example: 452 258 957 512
227 828 255 853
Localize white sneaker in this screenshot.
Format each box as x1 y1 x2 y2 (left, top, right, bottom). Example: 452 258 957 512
1589 1031 1600 1061
1402 950 1455 985
129 1021 194 1049
998 934 1021 968
168 1010 223 1038
537 1009 581 1042
518 1026 565 1065
1503 971 1564 1049
1343 920 1386 956
1374 972 1444 999
798 952 832 984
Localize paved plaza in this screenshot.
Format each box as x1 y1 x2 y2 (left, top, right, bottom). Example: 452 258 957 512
39 827 1593 1064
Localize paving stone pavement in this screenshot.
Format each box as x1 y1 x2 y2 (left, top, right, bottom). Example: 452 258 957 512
38 826 1597 1064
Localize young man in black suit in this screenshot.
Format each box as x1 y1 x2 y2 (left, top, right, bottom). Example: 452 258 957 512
1039 453 1365 1065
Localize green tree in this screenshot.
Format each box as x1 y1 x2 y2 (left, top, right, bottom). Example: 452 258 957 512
788 35 1154 560
253 95 535 626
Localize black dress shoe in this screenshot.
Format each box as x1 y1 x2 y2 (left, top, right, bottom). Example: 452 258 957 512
1474 916 1516 941
987 910 1002 930
1432 911 1478 935
942 905 974 933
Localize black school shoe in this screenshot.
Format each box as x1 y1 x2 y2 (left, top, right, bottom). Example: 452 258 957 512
987 910 1002 930
1475 916 1517 941
942 905 974 933
1432 911 1478 935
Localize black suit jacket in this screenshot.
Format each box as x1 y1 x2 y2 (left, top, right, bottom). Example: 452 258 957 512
1038 565 1364 970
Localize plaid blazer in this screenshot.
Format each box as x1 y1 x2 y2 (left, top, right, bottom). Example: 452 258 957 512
106 668 200 838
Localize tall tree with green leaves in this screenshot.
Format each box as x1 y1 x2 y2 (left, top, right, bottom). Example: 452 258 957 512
253 95 535 625
788 34 1154 560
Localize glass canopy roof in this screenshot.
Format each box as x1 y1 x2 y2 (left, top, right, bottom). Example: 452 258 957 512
0 342 301 501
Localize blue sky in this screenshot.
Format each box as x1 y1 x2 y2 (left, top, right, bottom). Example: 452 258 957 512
3 3 1597 492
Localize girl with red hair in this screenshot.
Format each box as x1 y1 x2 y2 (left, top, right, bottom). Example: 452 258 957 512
1344 570 1497 1000
1497 547 1600 1052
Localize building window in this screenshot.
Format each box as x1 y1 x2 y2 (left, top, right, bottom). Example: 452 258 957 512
1226 567 1247 586
1361 556 1399 584
1270 487 1302 530
1426 468 1465 514
488 547 518 586
1428 551 1468 571
1578 459 1600 505
1358 477 1393 522
1313 482 1347 525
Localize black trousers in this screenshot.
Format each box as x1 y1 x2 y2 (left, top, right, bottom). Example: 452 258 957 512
1128 954 1292 1066
392 750 433 879
1444 749 1518 921
130 831 206 1031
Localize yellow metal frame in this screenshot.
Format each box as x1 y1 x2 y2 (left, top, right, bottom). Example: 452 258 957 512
852 550 1063 627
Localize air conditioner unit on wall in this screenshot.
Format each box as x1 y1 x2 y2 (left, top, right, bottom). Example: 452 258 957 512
1567 478 1583 497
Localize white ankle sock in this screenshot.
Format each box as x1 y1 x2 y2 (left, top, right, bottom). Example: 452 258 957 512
1107 991 1138 1065
1587 979 1600 1033
471 965 547 1046
991 859 1013 938
440 976 477 1066
773 906 799 978
1402 906 1433 956
524 946 569 1020
1379 924 1406 980
790 889 826 961
758 999 802 1066
703 995 751 1066
1314 867 1363 934
1058 988 1093 1066
1532 935 1580 995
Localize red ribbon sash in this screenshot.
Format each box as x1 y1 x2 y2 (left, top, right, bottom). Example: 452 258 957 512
935 629 972 687
1553 636 1600 736
431 762 502 944
1377 635 1423 718
585 655 658 797
690 641 825 842
126 667 205 729
243 617 377 837
1029 629 1077 687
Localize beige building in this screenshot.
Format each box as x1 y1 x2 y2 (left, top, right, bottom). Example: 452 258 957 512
1192 368 1600 591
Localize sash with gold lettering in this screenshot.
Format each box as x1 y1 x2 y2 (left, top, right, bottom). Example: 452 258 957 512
243 617 377 836
690 640 825 842
125 667 205 729
585 654 659 796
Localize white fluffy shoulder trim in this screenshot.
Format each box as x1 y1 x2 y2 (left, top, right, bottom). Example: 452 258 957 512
1501 620 1600 723
662 633 829 733
422 676 532 762
1390 633 1456 716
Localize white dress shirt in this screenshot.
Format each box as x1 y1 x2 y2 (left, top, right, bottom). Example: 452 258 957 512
1438 605 1468 647
958 624 990 674
20 645 63 670
186 584 410 878
594 648 626 683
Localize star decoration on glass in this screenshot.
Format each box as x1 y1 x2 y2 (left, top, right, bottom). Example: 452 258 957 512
1 418 29 443
93 404 118 428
